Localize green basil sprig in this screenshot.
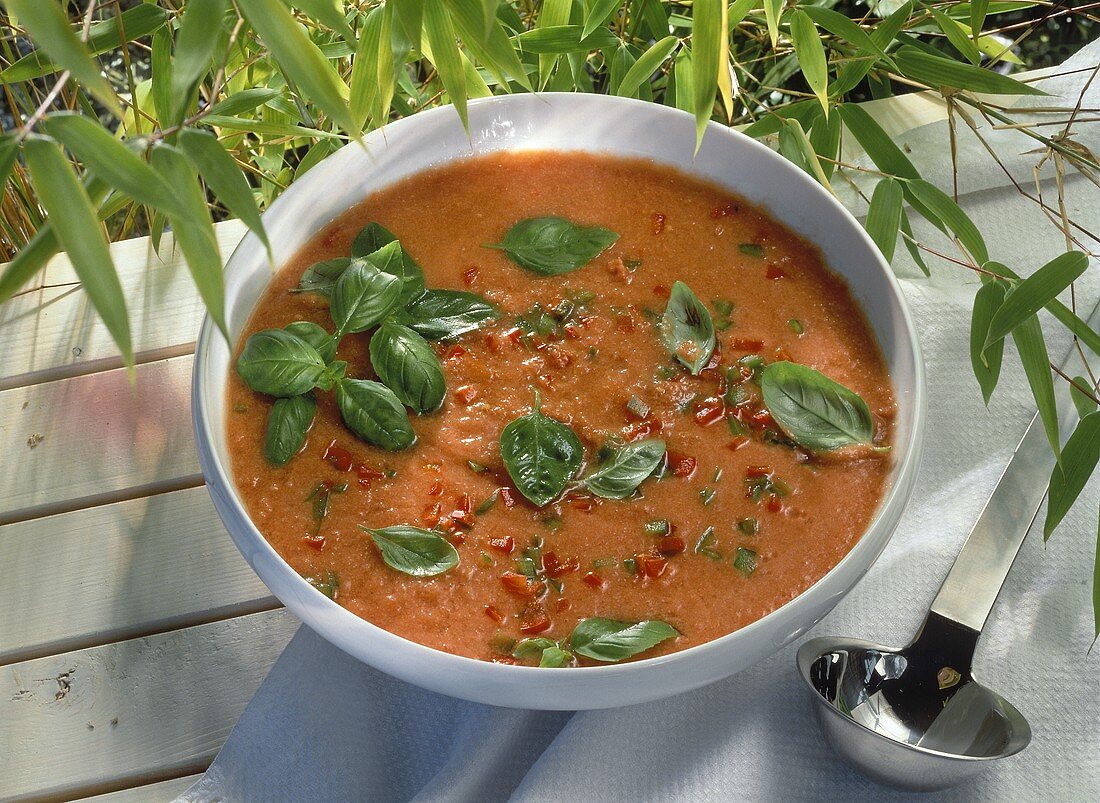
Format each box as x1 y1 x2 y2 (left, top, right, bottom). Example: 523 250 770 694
295 257 350 296
361 525 459 577
660 281 716 375
284 320 337 362
512 617 680 667
485 216 619 275
569 618 680 662
369 320 446 414
581 438 666 499
336 377 417 451
500 394 583 507
330 256 404 336
361 238 425 304
236 328 334 396
264 393 317 466
760 361 878 451
396 289 498 340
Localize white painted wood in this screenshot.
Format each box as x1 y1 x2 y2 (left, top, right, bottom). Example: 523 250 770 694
82 774 204 802
0 221 246 389
0 486 277 665
0 355 200 523
0 609 298 802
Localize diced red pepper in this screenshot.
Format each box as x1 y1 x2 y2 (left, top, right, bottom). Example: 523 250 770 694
694 397 726 427
702 350 722 372
484 332 505 354
570 496 595 512
484 605 505 624
428 480 443 496
356 464 384 481
463 267 480 285
455 386 479 405
766 265 786 280
637 553 668 578
582 572 604 589
555 597 571 612
535 373 554 389
499 487 516 509
767 496 783 514
652 212 666 235
487 536 515 554
421 501 442 524
657 535 686 556
301 534 325 551
446 529 464 544
520 605 552 635
322 440 354 472
444 343 467 360
451 493 474 526
543 551 579 579
727 435 750 451
652 284 670 299
751 409 776 429
501 571 540 597
666 451 697 478
746 465 772 478
731 337 764 351
563 324 581 339
623 418 663 441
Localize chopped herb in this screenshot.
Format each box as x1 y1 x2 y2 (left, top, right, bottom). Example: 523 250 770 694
548 578 565 594
622 557 638 575
490 634 517 655
626 396 651 420
727 415 748 436
574 289 597 305
745 473 791 502
738 354 766 381
762 429 799 449
516 556 539 577
712 298 734 317
623 258 643 271
713 467 723 483
479 551 495 567
305 570 339 599
657 364 680 380
738 517 759 535
734 547 759 576
725 382 751 409
306 481 347 525
678 394 699 414
788 318 804 335
593 557 618 569
467 460 488 473
699 487 717 506
233 403 249 413
739 243 764 257
475 489 500 514
693 526 721 560
540 514 563 531
715 319 732 331
644 519 671 535
384 469 397 478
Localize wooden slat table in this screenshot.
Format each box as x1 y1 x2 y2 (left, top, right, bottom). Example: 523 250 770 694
0 92 960 801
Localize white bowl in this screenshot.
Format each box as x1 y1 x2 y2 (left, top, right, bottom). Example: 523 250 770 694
192 93 925 710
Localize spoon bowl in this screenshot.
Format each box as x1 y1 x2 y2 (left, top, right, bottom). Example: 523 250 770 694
797 622 1031 791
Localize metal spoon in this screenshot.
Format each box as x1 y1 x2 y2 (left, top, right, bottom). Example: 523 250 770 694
797 305 1100 791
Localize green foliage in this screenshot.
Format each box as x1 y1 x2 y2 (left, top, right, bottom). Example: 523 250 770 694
1 1 1098 639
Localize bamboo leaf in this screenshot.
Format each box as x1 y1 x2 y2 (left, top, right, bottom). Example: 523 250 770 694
1012 313 1060 459
763 0 783 48
808 111 841 179
516 24 618 55
716 1 734 122
423 0 468 130
24 137 131 364
0 4 168 83
42 112 185 217
206 88 284 117
1072 376 1098 419
291 0 357 44
837 103 919 179
582 0 623 39
149 144 227 340
1094 510 1100 642
350 3 393 127
177 128 270 255
970 279 1007 404
930 8 982 66
392 0 423 53
789 10 829 117
778 118 833 192
985 252 1089 349
150 26 173 125
691 0 721 151
832 1 911 96
478 0 498 39
236 0 358 135
616 35 678 98
671 45 693 114
444 0 532 92
801 6 886 61
865 177 903 263
0 134 18 192
991 263 1100 358
1044 412 1100 539
202 115 344 139
899 210 931 277
4 0 121 117
971 0 991 39
168 0 228 127
905 178 989 265
535 0 572 88
894 45 1045 95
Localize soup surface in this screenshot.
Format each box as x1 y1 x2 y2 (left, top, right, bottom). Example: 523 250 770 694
227 151 895 666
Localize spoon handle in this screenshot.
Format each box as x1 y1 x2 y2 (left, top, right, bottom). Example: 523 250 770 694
929 303 1100 634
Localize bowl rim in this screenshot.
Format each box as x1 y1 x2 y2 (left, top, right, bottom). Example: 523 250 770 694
192 91 927 682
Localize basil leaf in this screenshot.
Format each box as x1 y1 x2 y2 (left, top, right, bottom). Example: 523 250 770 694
336 378 417 451
362 525 459 576
582 438 666 499
569 618 679 662
284 320 338 363
330 256 404 335
485 216 619 275
500 396 583 507
1044 412 1100 540
513 637 557 659
760 361 876 451
660 281 715 375
369 320 446 414
264 393 317 465
539 647 572 668
363 239 425 305
350 221 397 257
237 328 329 397
396 289 498 340
296 257 350 296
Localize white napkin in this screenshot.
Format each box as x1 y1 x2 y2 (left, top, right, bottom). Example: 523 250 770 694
182 44 1100 802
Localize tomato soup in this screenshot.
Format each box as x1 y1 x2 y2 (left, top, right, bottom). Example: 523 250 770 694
226 151 895 667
